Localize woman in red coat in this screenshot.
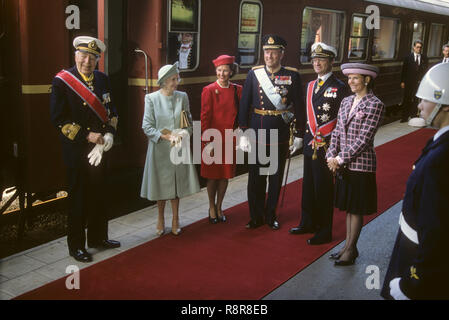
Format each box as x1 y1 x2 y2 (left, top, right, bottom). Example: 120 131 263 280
201 55 242 223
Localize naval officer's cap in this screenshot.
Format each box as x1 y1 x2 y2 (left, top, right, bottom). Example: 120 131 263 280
311 42 337 59
73 36 106 57
262 34 287 50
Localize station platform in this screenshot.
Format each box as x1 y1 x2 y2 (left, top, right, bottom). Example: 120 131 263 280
0 120 423 300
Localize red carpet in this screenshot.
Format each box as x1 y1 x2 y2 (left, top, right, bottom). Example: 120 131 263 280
16 128 435 300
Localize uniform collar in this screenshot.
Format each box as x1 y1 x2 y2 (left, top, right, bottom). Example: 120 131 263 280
434 125 449 141
317 72 332 83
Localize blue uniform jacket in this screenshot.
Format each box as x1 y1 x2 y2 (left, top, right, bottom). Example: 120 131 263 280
395 130 449 299
303 74 347 158
50 66 117 168
238 66 305 145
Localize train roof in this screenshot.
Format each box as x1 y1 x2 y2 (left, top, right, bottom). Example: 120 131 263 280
366 0 449 16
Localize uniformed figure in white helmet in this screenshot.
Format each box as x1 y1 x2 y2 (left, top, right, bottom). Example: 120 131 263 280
381 62 449 300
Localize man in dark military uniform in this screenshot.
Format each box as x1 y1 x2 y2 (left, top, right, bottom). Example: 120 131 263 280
238 34 305 230
382 63 449 300
289 42 348 245
50 36 120 262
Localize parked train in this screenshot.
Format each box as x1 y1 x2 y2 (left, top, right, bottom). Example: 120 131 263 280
1 0 448 216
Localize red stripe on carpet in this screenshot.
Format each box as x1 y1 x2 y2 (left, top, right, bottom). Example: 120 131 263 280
15 128 435 300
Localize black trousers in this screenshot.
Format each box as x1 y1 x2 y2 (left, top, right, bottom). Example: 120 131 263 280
299 152 334 236
247 143 288 224
401 84 419 121
65 153 109 251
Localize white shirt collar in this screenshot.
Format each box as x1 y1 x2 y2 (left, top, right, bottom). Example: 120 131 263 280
434 125 449 141
317 72 332 83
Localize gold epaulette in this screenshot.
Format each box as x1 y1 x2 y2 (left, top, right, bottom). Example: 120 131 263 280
252 65 264 70
284 66 300 73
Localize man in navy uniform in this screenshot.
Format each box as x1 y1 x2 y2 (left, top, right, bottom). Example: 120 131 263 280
50 36 120 262
441 43 449 64
289 42 347 245
400 40 428 122
381 63 449 300
238 34 305 230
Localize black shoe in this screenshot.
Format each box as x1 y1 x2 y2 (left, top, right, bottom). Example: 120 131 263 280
267 220 280 230
209 209 218 224
330 248 359 260
246 220 263 229
307 233 332 245
69 248 92 263
334 258 356 266
218 214 227 223
88 239 121 249
289 226 315 235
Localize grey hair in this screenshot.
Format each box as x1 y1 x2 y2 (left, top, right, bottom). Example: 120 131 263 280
160 74 182 88
443 43 449 50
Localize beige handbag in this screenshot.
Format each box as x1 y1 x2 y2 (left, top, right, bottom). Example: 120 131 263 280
180 109 191 129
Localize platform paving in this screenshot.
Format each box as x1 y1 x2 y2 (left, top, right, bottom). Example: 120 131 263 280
0 121 419 300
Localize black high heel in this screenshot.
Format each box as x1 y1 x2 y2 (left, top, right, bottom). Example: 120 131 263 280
329 248 359 260
217 208 226 223
334 248 359 266
209 209 218 224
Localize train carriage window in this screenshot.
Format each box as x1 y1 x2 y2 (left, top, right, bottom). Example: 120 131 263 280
411 21 425 51
300 7 345 63
427 23 446 57
238 1 262 67
348 15 369 60
167 0 201 71
372 17 401 60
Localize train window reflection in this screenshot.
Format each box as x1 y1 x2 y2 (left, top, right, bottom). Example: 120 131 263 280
348 15 369 60
372 17 401 60
427 24 446 57
411 21 425 51
300 7 345 63
238 1 262 67
167 0 201 71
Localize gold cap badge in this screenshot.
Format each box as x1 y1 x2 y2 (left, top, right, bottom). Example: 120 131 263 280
316 45 323 53
88 40 98 50
268 37 275 45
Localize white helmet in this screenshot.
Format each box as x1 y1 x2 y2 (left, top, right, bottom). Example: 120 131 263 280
415 62 449 126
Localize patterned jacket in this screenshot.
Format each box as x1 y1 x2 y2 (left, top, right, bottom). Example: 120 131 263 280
326 92 385 172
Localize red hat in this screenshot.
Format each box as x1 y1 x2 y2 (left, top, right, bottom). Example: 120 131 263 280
212 55 235 67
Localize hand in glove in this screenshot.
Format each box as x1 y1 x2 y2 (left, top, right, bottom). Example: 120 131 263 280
389 278 410 300
289 137 303 155
103 133 114 152
204 143 214 157
87 143 105 166
237 135 251 153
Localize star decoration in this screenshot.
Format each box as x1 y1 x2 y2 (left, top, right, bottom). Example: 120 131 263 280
320 113 330 122
322 103 331 111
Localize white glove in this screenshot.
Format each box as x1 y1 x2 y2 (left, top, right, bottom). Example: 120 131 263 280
289 137 303 155
237 135 251 153
87 143 105 166
103 133 114 152
389 278 410 300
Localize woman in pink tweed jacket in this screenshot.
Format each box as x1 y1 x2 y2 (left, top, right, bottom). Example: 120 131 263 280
326 63 385 266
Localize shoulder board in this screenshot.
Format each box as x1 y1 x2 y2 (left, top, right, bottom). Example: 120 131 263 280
284 67 300 73
252 65 264 70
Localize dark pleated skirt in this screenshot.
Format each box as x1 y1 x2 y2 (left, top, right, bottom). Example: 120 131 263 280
334 169 377 215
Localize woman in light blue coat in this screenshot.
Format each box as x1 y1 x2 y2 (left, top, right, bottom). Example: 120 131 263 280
140 62 200 236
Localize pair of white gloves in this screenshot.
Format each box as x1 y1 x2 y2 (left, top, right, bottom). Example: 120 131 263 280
237 136 303 155
87 133 114 166
169 129 190 148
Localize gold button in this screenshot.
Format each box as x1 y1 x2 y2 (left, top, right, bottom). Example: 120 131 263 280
87 127 91 130
261 101 264 105
318 106 321 110
102 124 106 128
412 165 416 170
83 102 87 106
306 129 309 133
